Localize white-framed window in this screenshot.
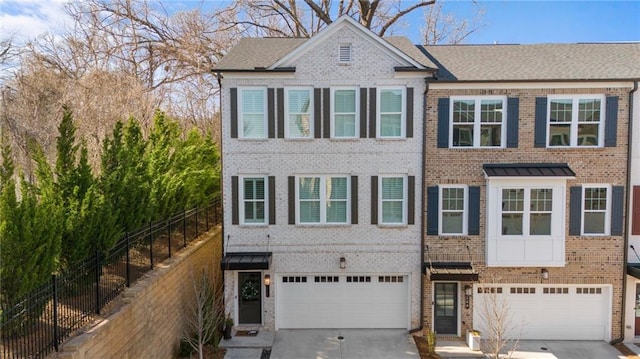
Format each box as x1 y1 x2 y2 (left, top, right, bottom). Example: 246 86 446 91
440 185 467 235
339 43 352 63
547 95 605 147
377 88 405 138
380 175 407 225
332 88 359 138
239 88 267 138
297 175 349 224
486 178 566 266
285 88 313 138
450 96 506 148
241 176 267 225
582 185 611 235
501 188 553 236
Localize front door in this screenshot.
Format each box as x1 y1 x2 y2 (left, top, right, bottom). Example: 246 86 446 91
434 282 458 335
238 272 262 324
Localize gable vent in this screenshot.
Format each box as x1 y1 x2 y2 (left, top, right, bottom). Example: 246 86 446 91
339 44 352 63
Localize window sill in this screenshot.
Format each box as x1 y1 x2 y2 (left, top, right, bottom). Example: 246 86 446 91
239 224 269 228
377 223 409 229
294 223 351 228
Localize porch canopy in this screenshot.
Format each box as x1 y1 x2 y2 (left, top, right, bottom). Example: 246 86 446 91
221 252 272 270
628 264 640 280
483 163 575 177
424 262 479 281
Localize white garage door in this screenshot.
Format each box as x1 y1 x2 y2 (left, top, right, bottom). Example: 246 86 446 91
278 274 408 329
473 284 611 340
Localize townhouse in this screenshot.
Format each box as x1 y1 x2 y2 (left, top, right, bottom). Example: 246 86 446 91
215 14 640 342
214 16 431 330
421 43 639 341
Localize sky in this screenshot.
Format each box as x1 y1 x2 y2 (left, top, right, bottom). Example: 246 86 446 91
0 0 639 45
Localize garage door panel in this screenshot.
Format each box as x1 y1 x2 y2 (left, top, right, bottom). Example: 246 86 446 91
279 274 408 329
473 285 610 340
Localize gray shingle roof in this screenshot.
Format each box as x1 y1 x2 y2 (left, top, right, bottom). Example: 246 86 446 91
420 43 640 81
213 36 437 71
214 38 307 71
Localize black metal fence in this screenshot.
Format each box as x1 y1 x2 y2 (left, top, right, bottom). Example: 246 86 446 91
0 198 222 359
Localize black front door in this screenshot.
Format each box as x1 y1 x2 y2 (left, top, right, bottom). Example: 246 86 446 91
434 282 458 335
238 272 262 324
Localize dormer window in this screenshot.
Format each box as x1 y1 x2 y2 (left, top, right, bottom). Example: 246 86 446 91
339 44 352 64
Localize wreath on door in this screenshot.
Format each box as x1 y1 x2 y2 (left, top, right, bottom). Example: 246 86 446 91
241 280 259 301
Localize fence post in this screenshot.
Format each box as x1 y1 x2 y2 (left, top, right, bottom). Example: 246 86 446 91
183 210 187 248
52 274 59 352
95 251 100 315
195 206 199 237
149 221 154 270
167 219 172 258
125 233 130 287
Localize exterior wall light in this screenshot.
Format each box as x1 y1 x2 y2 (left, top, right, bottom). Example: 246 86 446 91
541 268 549 280
340 257 346 269
264 274 271 297
464 285 472 309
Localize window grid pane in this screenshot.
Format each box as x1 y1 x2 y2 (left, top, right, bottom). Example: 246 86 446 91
502 189 524 235
452 98 504 148
379 89 402 137
288 90 311 138
442 187 465 234
480 100 503 123
548 97 603 147
453 100 475 123
584 187 607 234
241 90 266 137
530 189 552 235
298 176 349 224
381 177 404 224
243 178 266 223
334 90 357 137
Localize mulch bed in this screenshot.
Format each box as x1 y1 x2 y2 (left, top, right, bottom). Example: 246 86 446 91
413 335 441 359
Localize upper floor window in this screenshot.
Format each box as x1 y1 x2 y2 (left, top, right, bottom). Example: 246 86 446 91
332 88 359 138
501 188 553 236
440 186 468 235
297 176 349 224
451 97 506 148
582 185 610 235
378 88 405 138
242 176 266 225
547 95 604 147
239 88 267 138
286 88 313 138
380 176 406 224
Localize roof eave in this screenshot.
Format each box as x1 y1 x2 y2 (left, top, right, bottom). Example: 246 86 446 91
428 77 640 83
212 67 296 73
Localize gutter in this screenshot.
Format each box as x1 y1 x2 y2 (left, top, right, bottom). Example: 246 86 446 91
611 80 639 345
214 70 226 280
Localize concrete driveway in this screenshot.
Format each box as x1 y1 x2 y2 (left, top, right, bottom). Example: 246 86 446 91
437 339 625 359
269 329 419 359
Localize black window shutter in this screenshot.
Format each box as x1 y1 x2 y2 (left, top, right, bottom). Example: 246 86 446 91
231 176 239 225
369 88 377 138
506 97 519 148
314 88 322 138
406 88 414 138
534 97 547 148
371 176 378 224
468 186 481 235
267 88 275 138
407 176 415 225
323 88 330 138
268 176 276 225
569 186 582 235
288 176 295 225
277 88 284 138
611 186 624 235
351 176 358 224
437 98 449 148
426 186 439 235
633 186 640 235
604 96 619 147
360 88 368 138
230 88 238 138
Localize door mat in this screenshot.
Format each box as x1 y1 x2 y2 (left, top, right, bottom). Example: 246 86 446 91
260 348 271 359
235 330 259 336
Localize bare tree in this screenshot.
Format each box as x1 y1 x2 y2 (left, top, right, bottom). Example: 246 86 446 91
474 284 524 359
182 268 225 359
223 0 436 38
422 1 485 45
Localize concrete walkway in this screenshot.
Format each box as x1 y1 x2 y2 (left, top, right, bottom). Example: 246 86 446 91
220 329 274 359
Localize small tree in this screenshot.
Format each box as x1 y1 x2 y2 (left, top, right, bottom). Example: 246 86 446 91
474 284 524 359
181 268 225 359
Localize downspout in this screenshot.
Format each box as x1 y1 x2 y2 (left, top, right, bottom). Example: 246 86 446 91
611 80 638 345
410 77 430 334
215 70 226 280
